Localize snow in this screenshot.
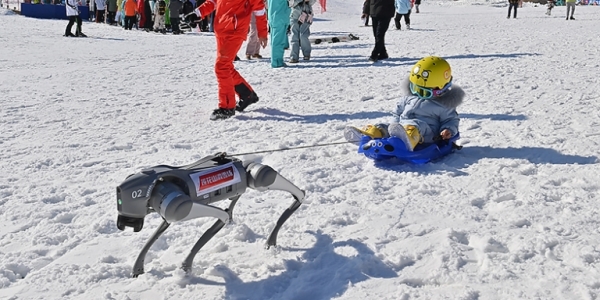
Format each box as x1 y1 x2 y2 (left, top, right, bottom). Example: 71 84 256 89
1 1 600 299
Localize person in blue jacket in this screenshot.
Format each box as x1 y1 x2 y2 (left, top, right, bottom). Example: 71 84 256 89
345 56 464 151
394 0 412 30
288 0 315 63
267 0 291 68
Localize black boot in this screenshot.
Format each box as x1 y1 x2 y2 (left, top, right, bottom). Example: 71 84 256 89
234 84 259 112
210 108 235 120
76 25 87 37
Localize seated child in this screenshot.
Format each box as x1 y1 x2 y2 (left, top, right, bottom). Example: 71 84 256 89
345 56 465 151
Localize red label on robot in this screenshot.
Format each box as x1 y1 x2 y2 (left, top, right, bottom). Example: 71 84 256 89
189 163 241 196
198 166 235 191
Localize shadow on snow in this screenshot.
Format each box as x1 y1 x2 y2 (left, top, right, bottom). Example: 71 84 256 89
207 231 398 300
279 52 541 69
237 108 390 123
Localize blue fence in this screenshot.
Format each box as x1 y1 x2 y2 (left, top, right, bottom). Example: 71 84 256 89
21 3 89 20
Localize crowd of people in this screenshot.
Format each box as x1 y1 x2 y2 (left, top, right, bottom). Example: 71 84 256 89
78 0 212 34
507 0 581 19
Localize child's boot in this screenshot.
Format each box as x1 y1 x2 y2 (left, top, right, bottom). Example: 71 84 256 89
388 124 421 151
344 124 384 142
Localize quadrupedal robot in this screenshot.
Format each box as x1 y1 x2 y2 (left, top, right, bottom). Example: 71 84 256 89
115 153 305 277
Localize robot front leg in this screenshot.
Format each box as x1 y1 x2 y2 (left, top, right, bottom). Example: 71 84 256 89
244 162 306 249
132 220 170 278
181 195 241 273
131 193 235 277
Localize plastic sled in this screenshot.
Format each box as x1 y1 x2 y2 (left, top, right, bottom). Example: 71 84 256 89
357 133 462 164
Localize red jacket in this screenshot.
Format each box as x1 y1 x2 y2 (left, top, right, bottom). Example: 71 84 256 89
197 0 267 39
124 0 137 16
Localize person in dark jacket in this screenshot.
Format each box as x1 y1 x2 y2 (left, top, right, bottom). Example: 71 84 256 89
362 0 370 26
507 0 518 19
362 0 395 62
169 0 183 34
106 0 118 25
182 0 194 17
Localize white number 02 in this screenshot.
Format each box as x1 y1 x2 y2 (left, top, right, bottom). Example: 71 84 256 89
131 190 143 198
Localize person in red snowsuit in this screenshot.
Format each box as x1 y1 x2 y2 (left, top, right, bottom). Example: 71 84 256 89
191 0 268 120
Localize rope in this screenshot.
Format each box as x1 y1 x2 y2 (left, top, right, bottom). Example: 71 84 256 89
230 140 353 156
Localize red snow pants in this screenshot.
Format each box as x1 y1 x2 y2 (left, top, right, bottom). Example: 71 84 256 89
215 34 253 109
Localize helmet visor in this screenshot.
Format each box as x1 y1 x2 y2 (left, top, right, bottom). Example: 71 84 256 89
409 81 453 99
410 82 434 99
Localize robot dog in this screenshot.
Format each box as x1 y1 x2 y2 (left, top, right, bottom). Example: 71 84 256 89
116 153 305 278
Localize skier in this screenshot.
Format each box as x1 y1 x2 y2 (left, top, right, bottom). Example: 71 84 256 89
65 0 86 37
344 56 464 151
189 0 268 120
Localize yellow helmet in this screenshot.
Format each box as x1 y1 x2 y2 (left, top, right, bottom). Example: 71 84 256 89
409 56 453 99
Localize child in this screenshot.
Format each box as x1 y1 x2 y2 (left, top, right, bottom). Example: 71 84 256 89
288 0 315 63
154 0 167 33
546 0 555 15
344 56 464 151
394 0 412 30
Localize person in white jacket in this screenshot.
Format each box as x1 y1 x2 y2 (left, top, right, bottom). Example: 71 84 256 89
95 0 106 23
65 0 86 37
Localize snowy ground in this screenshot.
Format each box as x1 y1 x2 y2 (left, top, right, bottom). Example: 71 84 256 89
1 1 600 299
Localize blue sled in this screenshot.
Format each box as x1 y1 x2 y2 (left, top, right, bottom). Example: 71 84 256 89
357 133 462 164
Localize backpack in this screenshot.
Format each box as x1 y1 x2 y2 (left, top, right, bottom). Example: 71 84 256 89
158 0 166 15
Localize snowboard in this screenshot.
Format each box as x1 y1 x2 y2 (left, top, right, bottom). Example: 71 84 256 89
310 34 359 45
